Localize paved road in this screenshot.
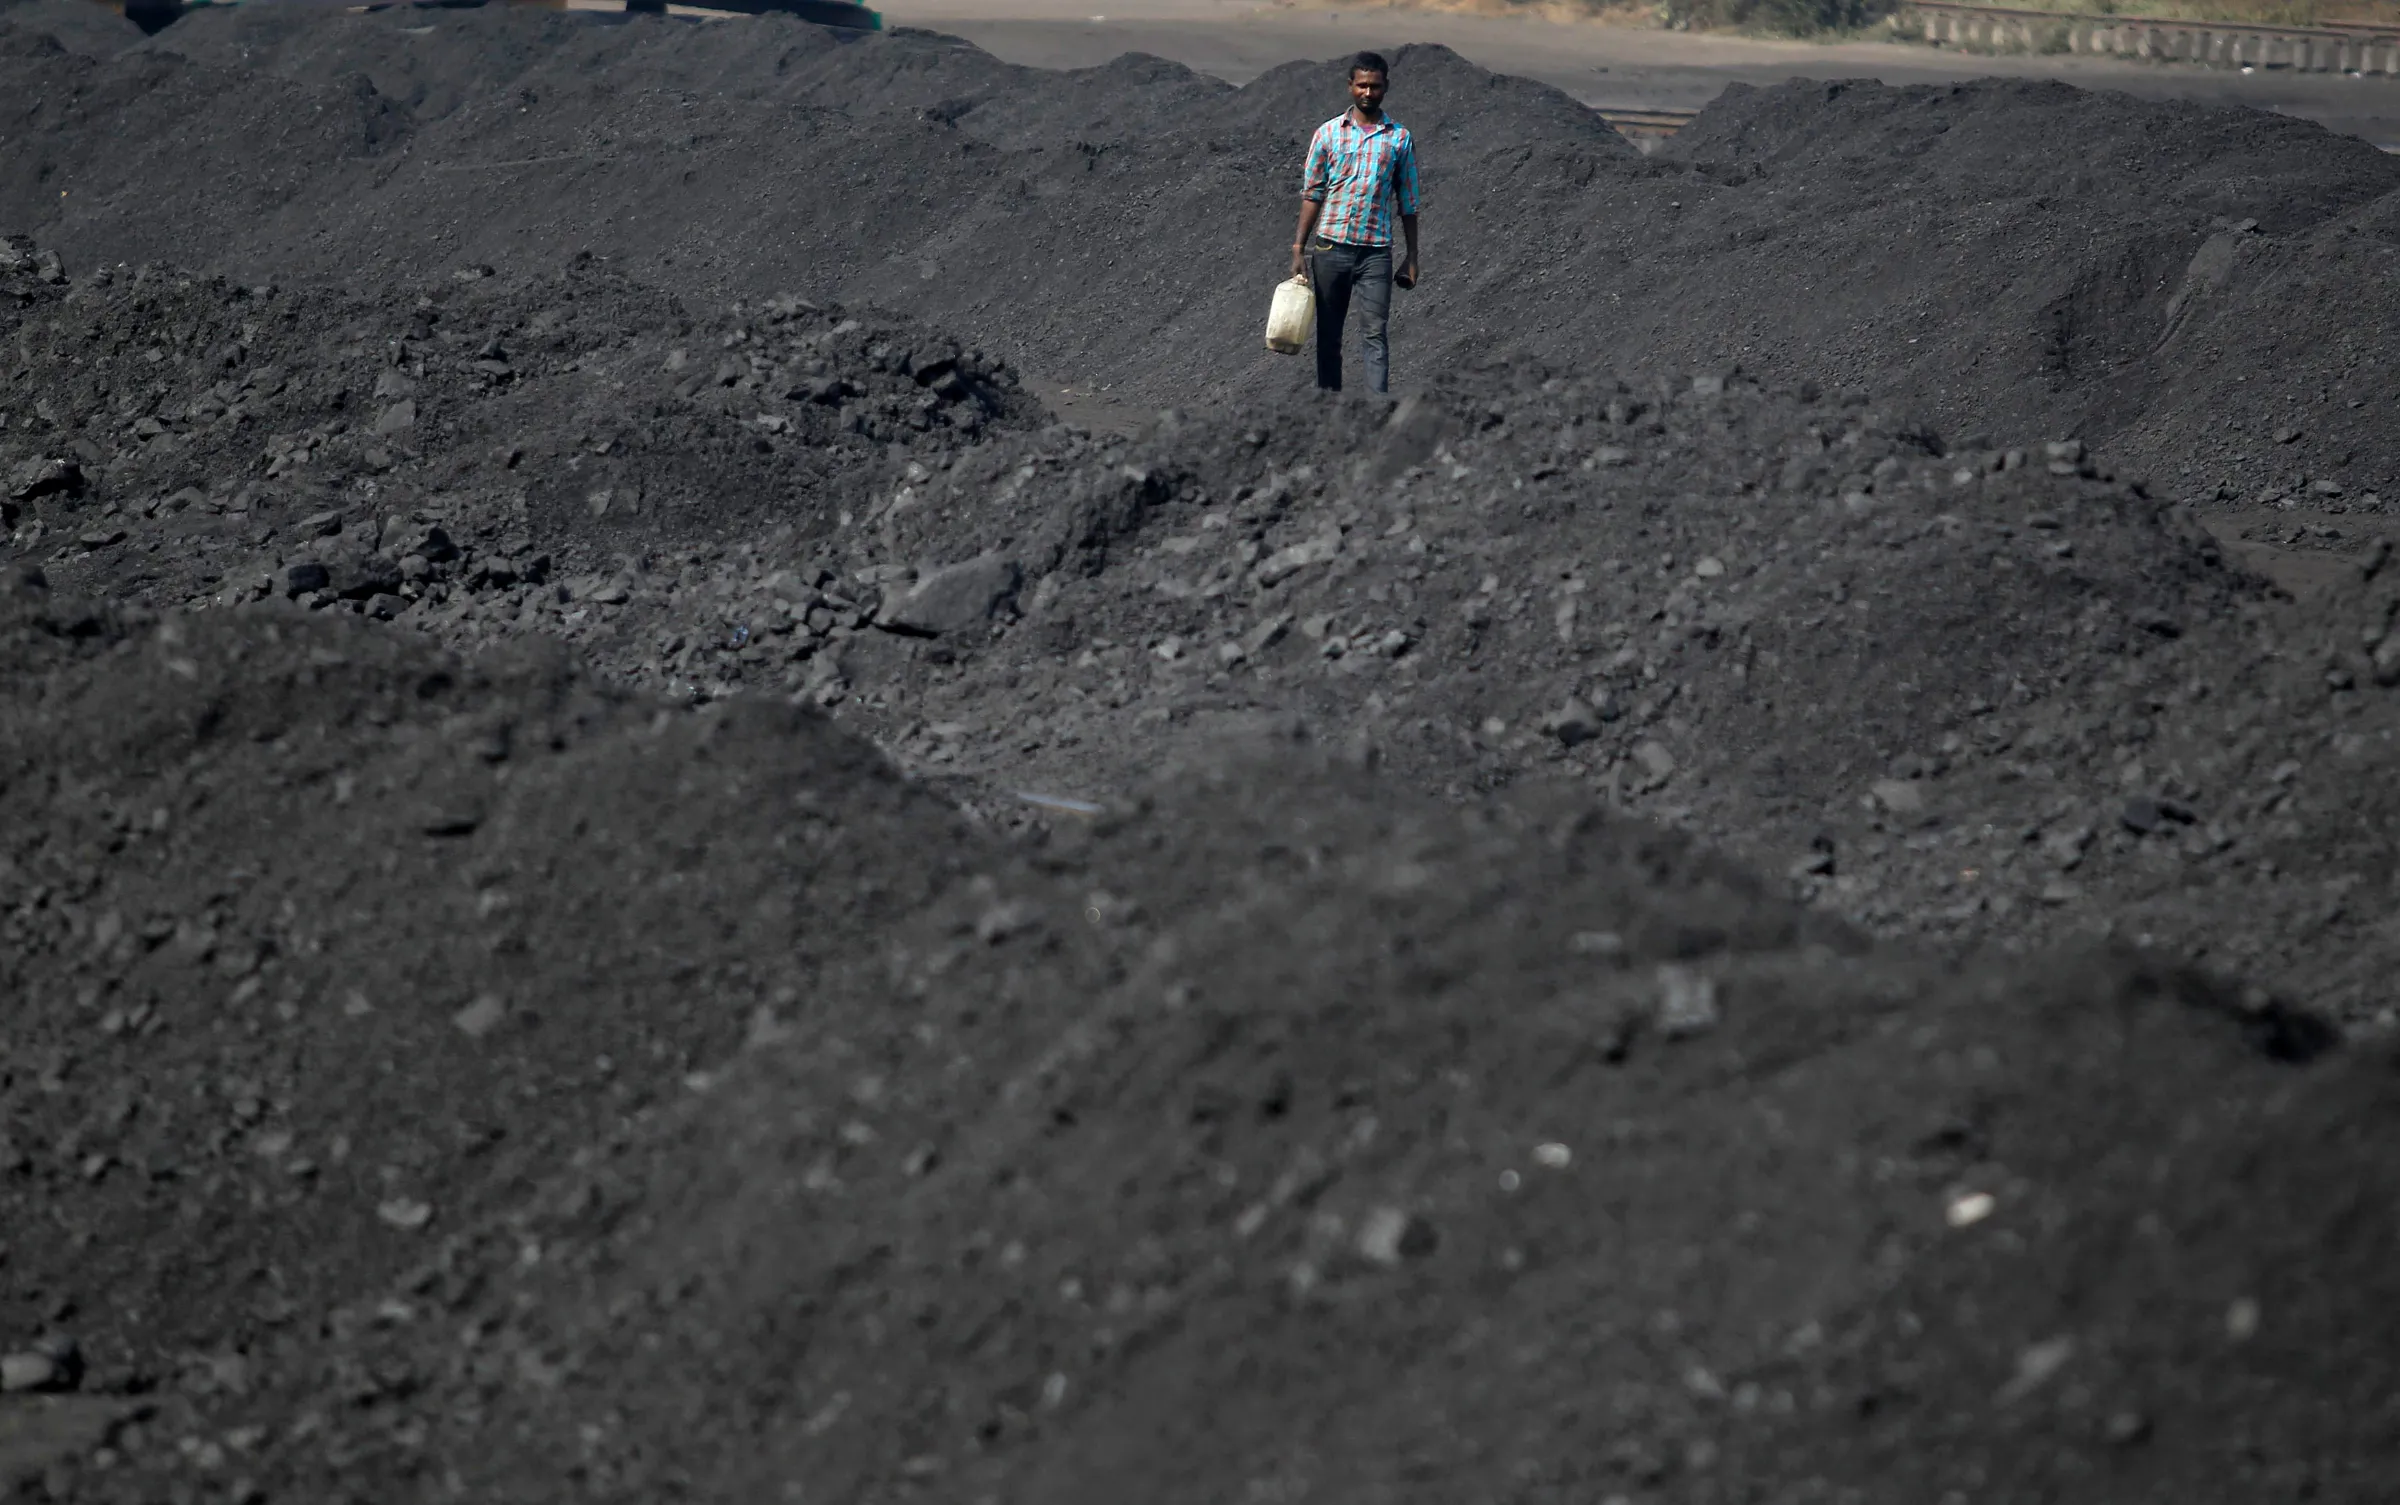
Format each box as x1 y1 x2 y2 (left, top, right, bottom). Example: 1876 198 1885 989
875 0 2400 147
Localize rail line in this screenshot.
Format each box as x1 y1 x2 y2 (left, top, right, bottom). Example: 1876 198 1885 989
1590 101 2400 154
1597 106 1701 140
1892 0 2400 72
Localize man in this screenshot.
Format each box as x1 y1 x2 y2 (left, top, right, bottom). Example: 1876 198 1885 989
1291 51 1421 396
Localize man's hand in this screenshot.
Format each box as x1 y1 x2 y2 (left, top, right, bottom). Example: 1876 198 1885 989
1292 195 1324 283
1395 255 1419 291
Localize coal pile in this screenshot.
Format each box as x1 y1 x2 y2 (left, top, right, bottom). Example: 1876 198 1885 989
797 369 2400 1024
5 10 2398 496
0 243 1035 618
3 582 2389 1503
14 238 2396 1021
0 0 135 56
0 568 964 1362
4 4 2400 1502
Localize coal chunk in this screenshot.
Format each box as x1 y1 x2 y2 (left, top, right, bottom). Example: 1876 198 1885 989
878 555 1022 638
8 457 85 502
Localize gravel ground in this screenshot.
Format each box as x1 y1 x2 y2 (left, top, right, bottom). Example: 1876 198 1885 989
2 7 2398 1503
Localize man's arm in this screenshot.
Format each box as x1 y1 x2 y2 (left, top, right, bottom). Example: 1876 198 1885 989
1393 134 1421 287
1397 211 1420 288
1291 198 1323 281
1292 128 1331 280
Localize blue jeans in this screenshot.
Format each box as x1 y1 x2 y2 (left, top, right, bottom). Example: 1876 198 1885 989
1307 238 1392 394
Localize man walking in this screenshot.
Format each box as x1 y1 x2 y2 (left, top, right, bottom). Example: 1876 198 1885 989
1290 52 1421 395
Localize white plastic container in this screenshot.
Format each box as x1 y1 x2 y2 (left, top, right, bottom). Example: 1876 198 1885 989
1264 276 1314 355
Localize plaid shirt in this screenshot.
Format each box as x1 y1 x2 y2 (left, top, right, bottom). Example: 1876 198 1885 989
1302 112 1419 248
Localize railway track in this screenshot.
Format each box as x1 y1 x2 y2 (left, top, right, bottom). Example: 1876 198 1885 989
1589 101 2400 155
1893 0 2400 73
1598 106 1700 140
1597 100 2395 152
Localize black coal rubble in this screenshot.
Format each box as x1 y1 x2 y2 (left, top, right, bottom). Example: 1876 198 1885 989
2 26 2399 1503
0 238 1042 636
11 224 2398 1029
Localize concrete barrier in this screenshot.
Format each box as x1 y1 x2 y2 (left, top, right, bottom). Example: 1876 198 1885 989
1895 1 2400 74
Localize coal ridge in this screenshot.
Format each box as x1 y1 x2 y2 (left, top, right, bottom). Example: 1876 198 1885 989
1 8 2398 1502
4 9 2395 495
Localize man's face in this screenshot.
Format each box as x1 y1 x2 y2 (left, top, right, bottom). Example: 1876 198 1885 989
1349 70 1387 115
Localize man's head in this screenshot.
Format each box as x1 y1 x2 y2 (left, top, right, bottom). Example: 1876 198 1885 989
1347 52 1388 116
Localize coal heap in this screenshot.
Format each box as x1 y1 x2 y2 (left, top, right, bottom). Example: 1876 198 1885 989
2 6 2397 1504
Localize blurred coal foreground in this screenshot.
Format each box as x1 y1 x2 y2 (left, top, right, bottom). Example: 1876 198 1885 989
2 2 2399 1502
